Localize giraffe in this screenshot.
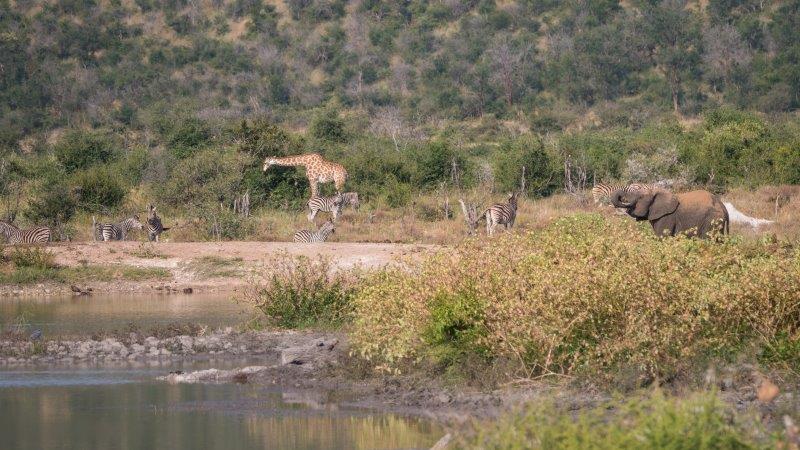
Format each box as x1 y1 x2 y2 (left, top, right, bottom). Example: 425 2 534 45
262 153 348 198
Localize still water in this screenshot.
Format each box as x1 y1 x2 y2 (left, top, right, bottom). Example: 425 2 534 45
0 366 440 450
0 294 442 449
0 293 252 335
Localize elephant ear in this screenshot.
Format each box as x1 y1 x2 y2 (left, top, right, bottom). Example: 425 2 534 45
647 191 679 221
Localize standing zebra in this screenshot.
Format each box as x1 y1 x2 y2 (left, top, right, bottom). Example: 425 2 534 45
293 219 335 243
307 192 344 222
93 215 144 241
0 221 51 244
146 205 170 242
340 192 360 211
482 192 520 236
591 182 652 205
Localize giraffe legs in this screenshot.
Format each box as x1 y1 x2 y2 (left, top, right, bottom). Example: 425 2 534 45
308 179 319 198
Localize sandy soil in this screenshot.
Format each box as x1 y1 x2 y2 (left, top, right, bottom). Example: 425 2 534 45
3 241 435 296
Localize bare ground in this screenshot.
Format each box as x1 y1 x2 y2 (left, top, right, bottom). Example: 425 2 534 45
2 241 434 296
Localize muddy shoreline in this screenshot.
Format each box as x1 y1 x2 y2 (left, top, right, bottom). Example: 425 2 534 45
0 328 551 424
1 328 795 428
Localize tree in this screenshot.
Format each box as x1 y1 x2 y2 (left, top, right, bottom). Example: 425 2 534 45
702 24 752 91
641 0 702 113
484 33 530 107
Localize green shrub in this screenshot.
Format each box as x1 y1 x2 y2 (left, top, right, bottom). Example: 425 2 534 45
245 254 358 329
54 130 116 173
8 247 57 269
72 168 127 211
412 140 469 189
24 168 78 233
461 391 771 449
169 118 212 159
351 214 800 377
310 110 347 143
492 136 558 196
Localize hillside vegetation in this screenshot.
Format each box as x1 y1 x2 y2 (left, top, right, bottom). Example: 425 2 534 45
1 0 799 240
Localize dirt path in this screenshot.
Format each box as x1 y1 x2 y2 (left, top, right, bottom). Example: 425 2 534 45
6 241 435 296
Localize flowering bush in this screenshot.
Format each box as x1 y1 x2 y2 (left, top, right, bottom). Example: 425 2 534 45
350 214 800 377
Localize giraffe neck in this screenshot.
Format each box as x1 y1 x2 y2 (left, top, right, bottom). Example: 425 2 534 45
266 154 322 168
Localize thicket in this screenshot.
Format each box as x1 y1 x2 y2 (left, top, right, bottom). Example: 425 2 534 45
350 214 800 378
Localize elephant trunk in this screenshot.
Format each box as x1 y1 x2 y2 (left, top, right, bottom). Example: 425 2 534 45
610 190 632 208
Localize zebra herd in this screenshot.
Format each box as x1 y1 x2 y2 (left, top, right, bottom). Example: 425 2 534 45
0 183 655 246
92 205 169 242
294 191 359 243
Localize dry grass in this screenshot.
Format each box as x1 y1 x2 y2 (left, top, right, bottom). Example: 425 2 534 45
723 185 800 240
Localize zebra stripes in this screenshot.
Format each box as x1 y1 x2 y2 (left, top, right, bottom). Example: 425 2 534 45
93 215 143 241
146 205 169 242
483 192 520 236
307 193 344 222
340 192 360 210
591 182 652 205
294 219 335 243
0 221 51 244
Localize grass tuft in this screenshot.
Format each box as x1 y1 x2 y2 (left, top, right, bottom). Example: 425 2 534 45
460 390 773 449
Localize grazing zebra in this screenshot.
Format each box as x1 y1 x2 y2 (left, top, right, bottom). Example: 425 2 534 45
0 221 51 244
93 215 143 241
146 204 170 242
293 219 335 243
307 192 344 222
591 182 652 205
483 192 520 236
341 192 360 210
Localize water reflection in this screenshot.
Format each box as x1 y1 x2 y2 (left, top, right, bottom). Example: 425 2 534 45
0 372 440 450
0 293 252 335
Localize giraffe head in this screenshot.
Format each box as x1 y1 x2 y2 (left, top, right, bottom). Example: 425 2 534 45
262 157 278 171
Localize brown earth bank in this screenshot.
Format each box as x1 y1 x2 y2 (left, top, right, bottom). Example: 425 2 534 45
1 329 793 428
1 241 434 297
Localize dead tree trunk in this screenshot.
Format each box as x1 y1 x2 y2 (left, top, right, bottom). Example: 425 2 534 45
233 190 250 218
563 156 588 202
459 199 479 235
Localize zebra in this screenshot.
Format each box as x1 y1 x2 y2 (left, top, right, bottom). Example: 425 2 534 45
482 192 520 236
92 215 144 241
340 192 360 210
146 204 170 242
591 182 652 205
307 192 344 222
0 221 51 244
293 219 335 243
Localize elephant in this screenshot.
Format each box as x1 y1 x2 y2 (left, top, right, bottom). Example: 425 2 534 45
610 188 729 239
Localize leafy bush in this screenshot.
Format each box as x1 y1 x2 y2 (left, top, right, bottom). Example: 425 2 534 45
72 168 127 211
492 136 558 196
462 391 771 449
54 130 116 173
310 109 347 143
169 118 212 159
351 214 800 377
411 140 456 187
245 254 358 328
8 247 57 269
24 168 78 233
